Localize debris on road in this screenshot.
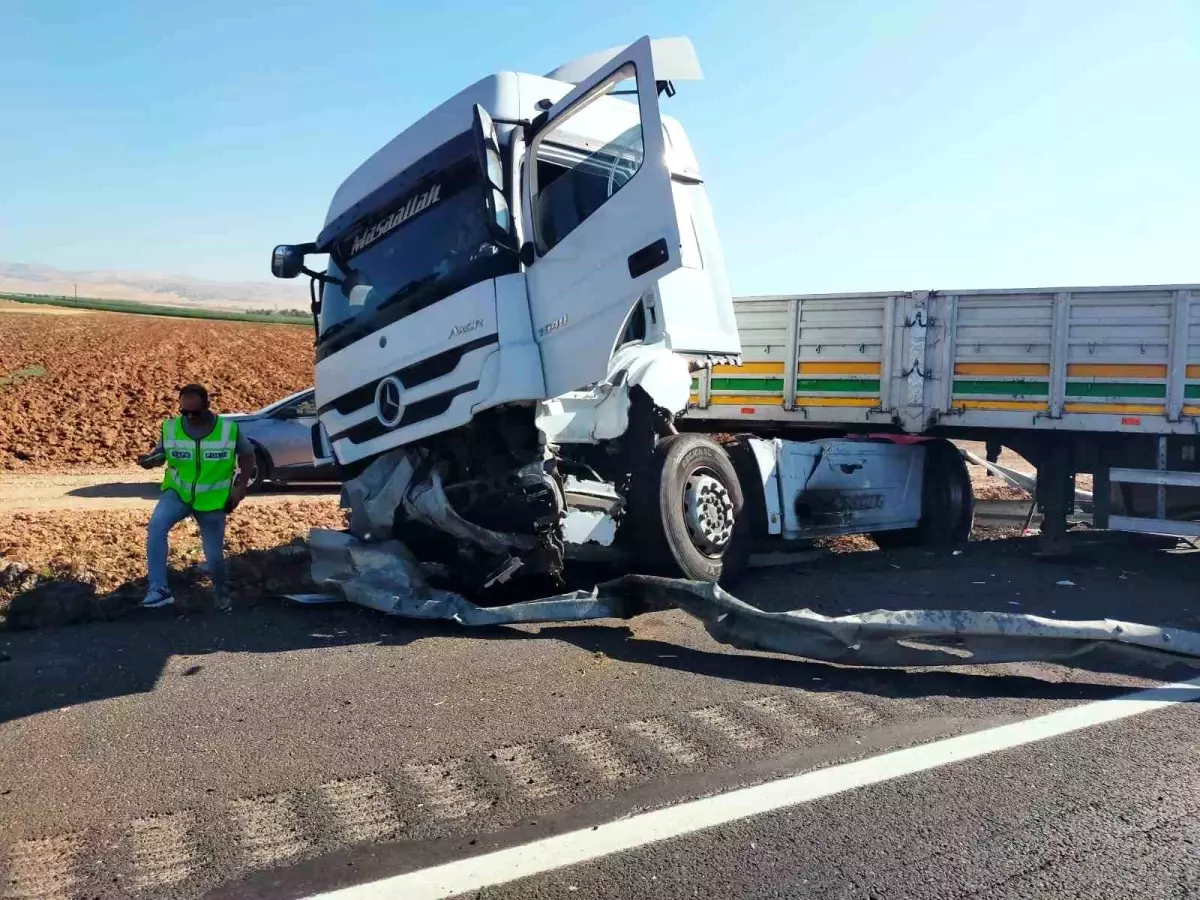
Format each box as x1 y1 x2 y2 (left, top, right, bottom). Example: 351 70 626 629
309 528 1200 668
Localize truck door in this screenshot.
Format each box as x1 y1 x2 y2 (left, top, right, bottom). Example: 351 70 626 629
523 36 683 398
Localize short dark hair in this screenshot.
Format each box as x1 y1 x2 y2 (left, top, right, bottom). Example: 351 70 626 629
179 383 209 405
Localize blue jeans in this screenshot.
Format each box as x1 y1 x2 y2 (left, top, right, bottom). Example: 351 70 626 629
147 490 228 594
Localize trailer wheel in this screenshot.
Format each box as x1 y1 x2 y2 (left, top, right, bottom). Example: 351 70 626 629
630 433 750 584
872 439 974 549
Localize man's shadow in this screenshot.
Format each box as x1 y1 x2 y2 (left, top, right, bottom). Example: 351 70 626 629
0 547 527 723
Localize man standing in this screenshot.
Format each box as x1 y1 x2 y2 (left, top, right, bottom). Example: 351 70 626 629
138 383 255 611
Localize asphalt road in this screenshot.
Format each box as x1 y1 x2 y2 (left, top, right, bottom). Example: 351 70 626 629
1 532 1197 900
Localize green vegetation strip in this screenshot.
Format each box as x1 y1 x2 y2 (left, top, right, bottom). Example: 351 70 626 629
0 364 47 387
0 293 310 325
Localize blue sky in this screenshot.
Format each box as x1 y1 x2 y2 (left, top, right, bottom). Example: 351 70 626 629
2 0 1197 294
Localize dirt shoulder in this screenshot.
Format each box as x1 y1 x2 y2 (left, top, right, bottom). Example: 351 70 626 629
0 469 339 512
0 500 346 625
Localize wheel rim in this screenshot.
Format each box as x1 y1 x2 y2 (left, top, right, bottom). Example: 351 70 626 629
682 468 735 557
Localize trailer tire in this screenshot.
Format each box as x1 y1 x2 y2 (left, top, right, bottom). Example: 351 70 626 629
872 439 974 549
630 433 750 585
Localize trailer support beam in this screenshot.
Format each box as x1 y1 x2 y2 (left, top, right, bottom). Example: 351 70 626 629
1035 439 1074 558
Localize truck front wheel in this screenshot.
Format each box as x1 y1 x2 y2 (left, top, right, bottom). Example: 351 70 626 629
629 433 750 584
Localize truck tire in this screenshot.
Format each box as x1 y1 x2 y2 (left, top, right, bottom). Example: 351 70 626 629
872 438 974 549
630 433 750 584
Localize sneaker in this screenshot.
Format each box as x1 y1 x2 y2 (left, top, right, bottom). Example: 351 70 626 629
141 588 175 609
213 592 232 612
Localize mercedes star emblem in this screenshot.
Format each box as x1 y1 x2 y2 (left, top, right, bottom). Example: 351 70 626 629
374 376 405 427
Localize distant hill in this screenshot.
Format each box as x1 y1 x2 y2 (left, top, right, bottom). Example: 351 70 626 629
0 261 309 312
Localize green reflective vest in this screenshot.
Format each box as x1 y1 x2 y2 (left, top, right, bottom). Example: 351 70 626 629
161 415 239 512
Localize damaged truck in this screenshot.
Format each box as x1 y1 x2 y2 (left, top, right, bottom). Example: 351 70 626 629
271 35 1200 595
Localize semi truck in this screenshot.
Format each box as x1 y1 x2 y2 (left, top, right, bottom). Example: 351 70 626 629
271 36 1200 592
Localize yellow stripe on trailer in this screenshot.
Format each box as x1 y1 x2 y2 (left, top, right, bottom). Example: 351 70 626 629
709 394 786 406
711 361 784 375
796 361 881 375
958 399 1048 412
1066 363 1167 378
1183 405 1200 416
793 396 878 408
1064 402 1166 415
954 362 1050 376
1187 365 1200 379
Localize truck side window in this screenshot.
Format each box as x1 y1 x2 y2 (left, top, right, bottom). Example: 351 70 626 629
532 64 645 253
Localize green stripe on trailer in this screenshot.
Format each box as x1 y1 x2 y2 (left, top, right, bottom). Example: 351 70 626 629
952 380 1049 397
1185 384 1200 399
708 377 883 394
794 378 881 394
710 377 785 392
1065 381 1166 399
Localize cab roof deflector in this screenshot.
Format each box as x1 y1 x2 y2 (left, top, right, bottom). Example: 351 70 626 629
544 36 703 85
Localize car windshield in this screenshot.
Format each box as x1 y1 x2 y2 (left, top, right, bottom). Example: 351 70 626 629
319 150 517 346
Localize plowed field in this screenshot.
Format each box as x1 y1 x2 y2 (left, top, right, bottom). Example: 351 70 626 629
0 311 313 470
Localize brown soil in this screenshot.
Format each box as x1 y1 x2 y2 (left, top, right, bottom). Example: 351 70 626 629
957 440 1095 495
816 520 1026 555
0 311 313 471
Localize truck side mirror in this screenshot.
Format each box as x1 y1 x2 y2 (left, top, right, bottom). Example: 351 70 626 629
271 243 316 279
472 104 516 249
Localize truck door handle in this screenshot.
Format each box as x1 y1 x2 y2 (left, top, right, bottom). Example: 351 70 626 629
627 238 670 278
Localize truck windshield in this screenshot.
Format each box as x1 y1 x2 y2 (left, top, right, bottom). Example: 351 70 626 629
318 151 517 354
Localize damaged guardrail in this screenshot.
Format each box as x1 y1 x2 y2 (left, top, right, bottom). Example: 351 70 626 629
304 529 1200 668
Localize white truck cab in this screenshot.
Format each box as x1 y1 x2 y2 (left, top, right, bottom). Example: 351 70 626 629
285 38 739 471
272 37 947 591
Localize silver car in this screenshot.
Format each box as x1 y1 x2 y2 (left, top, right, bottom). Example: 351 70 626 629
227 389 338 491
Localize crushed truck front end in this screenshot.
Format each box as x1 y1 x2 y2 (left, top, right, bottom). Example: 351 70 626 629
311 74 547 473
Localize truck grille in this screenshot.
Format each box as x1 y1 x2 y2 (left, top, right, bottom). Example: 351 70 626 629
328 382 480 446
318 334 497 417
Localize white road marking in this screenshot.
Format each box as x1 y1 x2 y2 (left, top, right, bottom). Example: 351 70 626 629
555 730 631 782
740 695 821 739
303 676 1200 900
403 760 488 820
1 835 81 900
805 691 882 725
624 717 705 765
491 744 562 801
230 794 309 868
319 776 401 843
129 812 197 889
688 705 767 750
